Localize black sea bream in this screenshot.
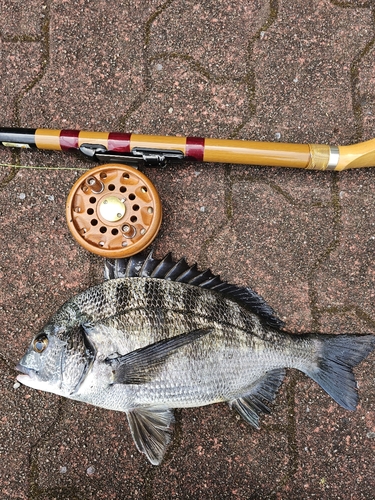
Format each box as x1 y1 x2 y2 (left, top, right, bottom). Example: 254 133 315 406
16 252 375 465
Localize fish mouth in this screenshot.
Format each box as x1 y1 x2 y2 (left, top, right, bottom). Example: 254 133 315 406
15 363 36 380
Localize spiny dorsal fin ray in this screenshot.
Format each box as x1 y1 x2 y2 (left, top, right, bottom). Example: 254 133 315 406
229 368 286 429
188 268 216 285
104 251 284 330
139 251 160 277
164 257 191 281
151 252 176 278
126 407 175 465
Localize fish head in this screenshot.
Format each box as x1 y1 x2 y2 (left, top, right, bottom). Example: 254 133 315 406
16 319 95 397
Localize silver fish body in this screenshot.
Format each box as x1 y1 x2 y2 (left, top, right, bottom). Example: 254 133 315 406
16 252 375 465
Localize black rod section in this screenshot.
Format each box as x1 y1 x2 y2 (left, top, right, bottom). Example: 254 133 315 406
0 128 37 147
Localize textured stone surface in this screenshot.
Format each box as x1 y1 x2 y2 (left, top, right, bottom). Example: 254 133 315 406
1 0 375 498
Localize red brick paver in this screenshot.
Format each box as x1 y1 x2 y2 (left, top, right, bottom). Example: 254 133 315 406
1 1 374 498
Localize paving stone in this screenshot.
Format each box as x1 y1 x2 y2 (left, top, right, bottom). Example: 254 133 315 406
0 0 375 498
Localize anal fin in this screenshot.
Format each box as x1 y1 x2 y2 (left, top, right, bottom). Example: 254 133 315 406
126 407 175 465
229 368 285 429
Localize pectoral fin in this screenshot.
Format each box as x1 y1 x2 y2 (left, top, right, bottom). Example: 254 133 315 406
106 327 213 385
126 407 175 465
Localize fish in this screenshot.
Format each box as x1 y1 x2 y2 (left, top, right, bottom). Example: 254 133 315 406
16 251 375 465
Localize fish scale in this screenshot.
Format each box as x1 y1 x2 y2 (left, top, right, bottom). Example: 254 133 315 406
16 252 375 466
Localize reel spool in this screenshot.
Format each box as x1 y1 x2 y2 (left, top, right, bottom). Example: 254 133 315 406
66 163 162 258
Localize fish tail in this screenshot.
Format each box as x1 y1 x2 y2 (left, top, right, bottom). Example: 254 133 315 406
304 334 375 411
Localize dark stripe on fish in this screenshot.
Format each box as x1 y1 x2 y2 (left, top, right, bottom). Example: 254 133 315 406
115 280 132 312
144 279 159 311
182 286 201 318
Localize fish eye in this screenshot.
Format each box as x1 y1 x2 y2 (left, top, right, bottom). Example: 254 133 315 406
33 335 49 353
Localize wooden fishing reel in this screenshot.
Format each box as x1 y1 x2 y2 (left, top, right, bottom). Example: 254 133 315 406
66 164 162 258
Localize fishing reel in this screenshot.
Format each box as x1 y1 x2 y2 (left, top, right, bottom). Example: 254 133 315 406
66 163 162 258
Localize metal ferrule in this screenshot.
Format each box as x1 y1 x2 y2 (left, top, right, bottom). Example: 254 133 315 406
326 146 340 171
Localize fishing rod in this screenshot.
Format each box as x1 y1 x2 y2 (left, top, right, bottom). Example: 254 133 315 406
1 127 375 170
1 127 374 258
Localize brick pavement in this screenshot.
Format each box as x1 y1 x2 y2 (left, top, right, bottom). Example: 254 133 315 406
0 1 375 498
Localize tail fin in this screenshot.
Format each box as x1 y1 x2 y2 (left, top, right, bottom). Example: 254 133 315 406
304 334 375 411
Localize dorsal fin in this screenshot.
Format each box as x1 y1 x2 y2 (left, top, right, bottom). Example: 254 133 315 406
104 251 284 330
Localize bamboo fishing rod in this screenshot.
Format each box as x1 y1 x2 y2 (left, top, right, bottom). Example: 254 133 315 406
1 126 374 259
1 127 375 170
